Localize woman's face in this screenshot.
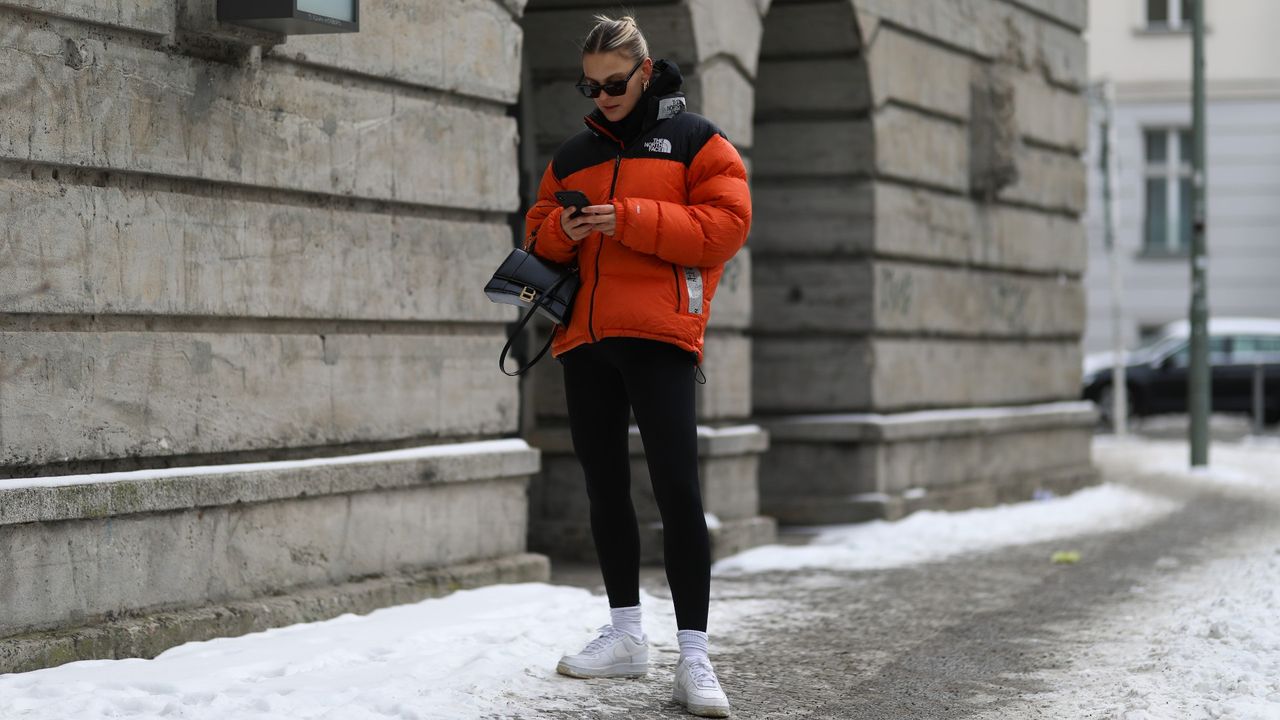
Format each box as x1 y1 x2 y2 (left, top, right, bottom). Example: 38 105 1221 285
581 51 652 123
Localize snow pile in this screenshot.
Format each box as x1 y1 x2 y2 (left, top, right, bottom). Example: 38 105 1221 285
0 584 677 720
712 484 1182 575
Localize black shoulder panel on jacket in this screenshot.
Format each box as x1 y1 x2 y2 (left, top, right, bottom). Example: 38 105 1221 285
551 112 728 180
551 130 617 182
633 112 724 167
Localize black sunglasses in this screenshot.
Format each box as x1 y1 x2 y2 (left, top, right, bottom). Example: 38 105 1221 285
576 59 645 98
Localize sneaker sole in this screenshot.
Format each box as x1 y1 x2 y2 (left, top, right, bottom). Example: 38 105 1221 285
555 660 648 679
672 688 730 718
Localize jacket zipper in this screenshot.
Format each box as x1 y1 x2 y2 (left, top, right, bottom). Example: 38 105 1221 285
588 151 623 343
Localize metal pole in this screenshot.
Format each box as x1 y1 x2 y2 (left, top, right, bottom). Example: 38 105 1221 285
1254 362 1265 435
1189 0 1210 465
1099 81 1128 435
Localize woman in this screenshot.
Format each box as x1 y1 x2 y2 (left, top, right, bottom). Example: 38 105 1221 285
522 13 750 719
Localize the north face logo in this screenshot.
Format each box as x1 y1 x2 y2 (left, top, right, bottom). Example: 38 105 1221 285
644 138 672 154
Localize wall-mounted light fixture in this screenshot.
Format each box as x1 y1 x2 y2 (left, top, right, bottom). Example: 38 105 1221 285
218 0 359 34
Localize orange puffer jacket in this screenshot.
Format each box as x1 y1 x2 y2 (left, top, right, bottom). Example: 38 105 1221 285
523 60 751 364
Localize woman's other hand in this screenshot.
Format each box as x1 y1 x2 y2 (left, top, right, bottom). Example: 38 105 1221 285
560 204 617 241
581 204 616 236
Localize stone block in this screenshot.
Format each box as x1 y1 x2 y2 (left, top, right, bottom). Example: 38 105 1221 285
749 180 875 257
870 261 1086 337
760 1 861 58
752 259 875 333
852 0 1087 88
0 26 518 212
1006 0 1088 31
707 250 752 331
686 57 755 148
699 331 752 421
0 0 173 35
757 401 1098 524
1001 143 1087 214
688 0 763 76
0 438 541 525
0 331 518 468
752 336 874 413
754 336 1082 413
1 553 549 674
0 174 514 324
532 80 590 149
0 440 539 637
871 338 1084 410
755 56 871 120
277 0 523 103
865 25 970 120
873 182 1088 275
753 119 873 178
875 105 969 192
1010 71 1088 152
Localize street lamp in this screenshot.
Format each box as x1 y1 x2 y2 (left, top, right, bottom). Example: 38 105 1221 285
217 0 359 34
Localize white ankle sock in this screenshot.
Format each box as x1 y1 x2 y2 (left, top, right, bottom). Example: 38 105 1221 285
610 605 643 641
677 629 709 662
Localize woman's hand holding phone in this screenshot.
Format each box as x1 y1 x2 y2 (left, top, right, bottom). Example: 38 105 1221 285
560 203 617 241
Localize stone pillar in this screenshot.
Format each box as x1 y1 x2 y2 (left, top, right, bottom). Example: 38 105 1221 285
0 0 546 670
750 0 1098 523
520 0 775 563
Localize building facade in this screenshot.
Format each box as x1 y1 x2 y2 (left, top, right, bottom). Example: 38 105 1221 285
2 0 1097 671
1084 0 1280 354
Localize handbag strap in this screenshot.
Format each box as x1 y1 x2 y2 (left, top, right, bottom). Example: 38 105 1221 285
498 266 576 377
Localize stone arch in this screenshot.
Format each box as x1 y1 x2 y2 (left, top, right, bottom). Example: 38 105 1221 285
750 0 878 525
749 0 876 420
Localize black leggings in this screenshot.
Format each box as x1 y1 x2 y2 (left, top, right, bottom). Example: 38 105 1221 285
561 337 710 632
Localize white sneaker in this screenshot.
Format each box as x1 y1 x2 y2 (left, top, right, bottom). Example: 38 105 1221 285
555 625 649 679
672 656 731 717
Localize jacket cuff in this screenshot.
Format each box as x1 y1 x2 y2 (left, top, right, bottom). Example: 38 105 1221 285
611 200 628 243
615 198 659 256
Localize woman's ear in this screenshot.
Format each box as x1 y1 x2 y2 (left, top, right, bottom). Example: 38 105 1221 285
642 57 654 85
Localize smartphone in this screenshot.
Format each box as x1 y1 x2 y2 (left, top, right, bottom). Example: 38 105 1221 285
555 190 591 219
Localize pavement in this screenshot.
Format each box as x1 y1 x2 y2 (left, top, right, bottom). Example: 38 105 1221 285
543 443 1280 719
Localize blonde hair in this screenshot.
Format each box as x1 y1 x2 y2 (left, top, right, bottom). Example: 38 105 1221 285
582 14 649 61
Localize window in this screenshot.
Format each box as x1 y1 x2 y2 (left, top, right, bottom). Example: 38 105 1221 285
1233 336 1280 362
1143 128 1194 254
1147 0 1195 30
1167 336 1230 367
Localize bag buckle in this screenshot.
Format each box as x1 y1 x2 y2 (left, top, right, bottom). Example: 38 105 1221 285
519 286 537 303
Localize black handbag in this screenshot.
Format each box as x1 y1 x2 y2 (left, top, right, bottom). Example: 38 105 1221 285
484 236 579 376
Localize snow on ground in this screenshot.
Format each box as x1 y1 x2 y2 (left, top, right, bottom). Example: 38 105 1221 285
0 584 672 720
1095 434 1280 496
1003 540 1280 720
0 583 791 720
982 436 1280 720
712 483 1183 576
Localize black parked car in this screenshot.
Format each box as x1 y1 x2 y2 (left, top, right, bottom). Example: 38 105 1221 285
1081 318 1280 427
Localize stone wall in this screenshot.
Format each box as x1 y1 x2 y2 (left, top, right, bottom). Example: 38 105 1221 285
0 0 547 670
